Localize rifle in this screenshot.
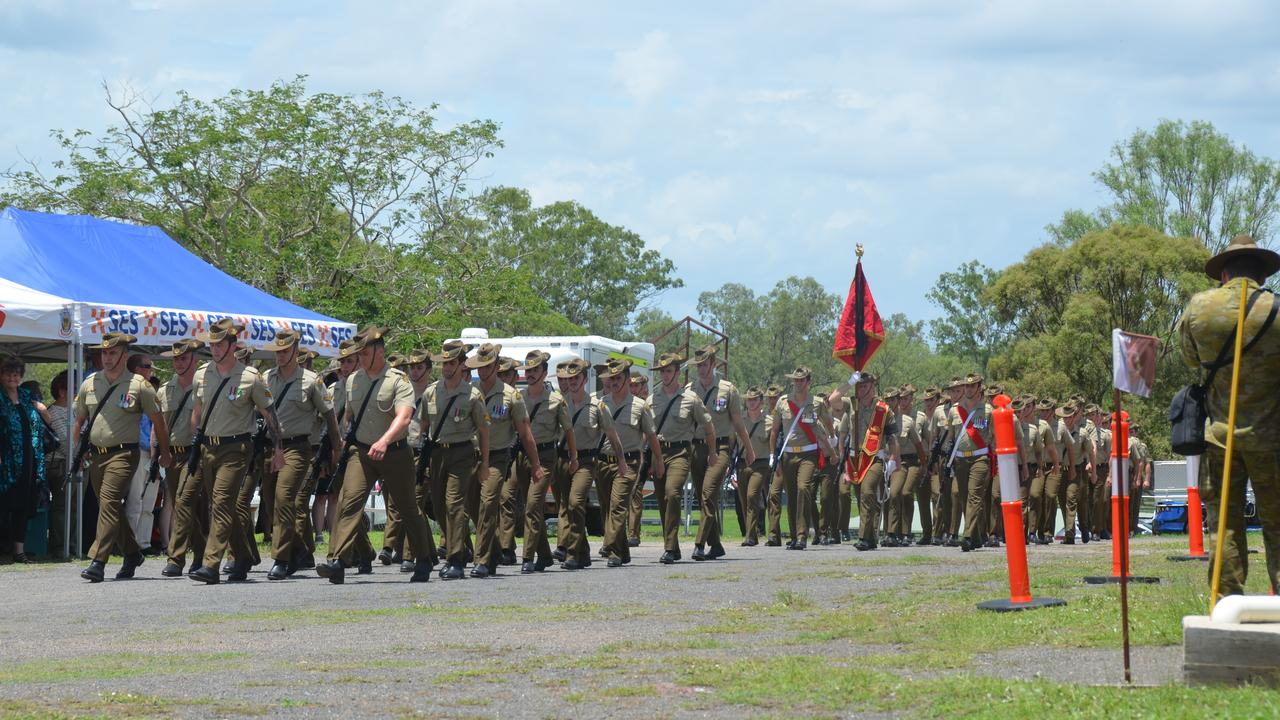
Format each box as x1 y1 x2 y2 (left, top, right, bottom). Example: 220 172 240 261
308 427 332 492
146 453 161 487
415 433 435 486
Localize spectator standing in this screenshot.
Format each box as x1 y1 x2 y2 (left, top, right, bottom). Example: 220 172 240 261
1 353 50 563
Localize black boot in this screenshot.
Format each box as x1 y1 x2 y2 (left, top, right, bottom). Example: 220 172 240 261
191 565 220 584
80 560 106 583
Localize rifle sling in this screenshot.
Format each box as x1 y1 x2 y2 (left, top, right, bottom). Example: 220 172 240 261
430 392 461 443
597 402 630 453
77 381 122 463
347 377 384 446
196 377 235 439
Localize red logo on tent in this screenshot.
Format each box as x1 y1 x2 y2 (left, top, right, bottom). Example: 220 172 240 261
0 304 6 329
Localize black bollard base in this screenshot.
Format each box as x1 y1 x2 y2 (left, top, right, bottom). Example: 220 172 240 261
1083 575 1160 584
1168 554 1210 562
977 597 1068 613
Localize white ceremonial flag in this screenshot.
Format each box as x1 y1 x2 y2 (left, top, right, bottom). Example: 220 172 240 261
1112 328 1158 398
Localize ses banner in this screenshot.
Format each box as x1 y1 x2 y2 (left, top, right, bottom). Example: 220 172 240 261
84 304 357 355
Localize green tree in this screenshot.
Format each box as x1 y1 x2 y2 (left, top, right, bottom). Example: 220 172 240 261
925 260 1010 372
864 313 969 391
1048 119 1280 254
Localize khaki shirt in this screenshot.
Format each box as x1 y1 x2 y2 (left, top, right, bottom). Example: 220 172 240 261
601 393 654 454
1096 427 1113 464
772 394 833 453
478 380 526 451
265 366 331 439
948 403 994 455
521 383 571 445
156 376 196 446
744 410 773 460
647 385 712 443
1023 418 1044 465
1179 277 1280 451
565 391 613 451
418 378 489 446
854 401 899 459
689 375 742 439
75 371 159 447
193 362 271 438
896 409 922 458
345 365 414 446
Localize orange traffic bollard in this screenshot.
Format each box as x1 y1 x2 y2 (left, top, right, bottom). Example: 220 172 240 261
978 395 1065 612
1170 455 1209 561
1086 411 1159 584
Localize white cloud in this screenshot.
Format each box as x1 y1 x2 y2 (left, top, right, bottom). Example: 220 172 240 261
611 31 680 104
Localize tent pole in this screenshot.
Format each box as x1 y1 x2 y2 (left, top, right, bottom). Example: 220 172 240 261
72 302 84 559
64 322 74 560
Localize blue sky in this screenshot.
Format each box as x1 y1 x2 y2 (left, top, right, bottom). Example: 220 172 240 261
4 1 1280 330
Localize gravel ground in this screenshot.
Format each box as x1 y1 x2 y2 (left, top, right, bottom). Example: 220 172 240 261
0 538 1184 719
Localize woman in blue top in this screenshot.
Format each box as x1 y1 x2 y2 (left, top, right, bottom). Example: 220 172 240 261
1 353 50 563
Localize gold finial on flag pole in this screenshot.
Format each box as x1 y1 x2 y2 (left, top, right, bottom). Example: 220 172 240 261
856 243 864 260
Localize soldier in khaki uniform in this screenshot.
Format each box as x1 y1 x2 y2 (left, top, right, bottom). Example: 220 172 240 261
508 351 576 573
647 352 715 563
947 373 993 552
597 359 662 566
317 328 432 584
418 340 490 580
75 333 172 582
469 345 535 577
1085 404 1112 540
261 329 340 580
1014 397 1044 542
686 347 755 560
834 373 899 551
1178 235 1280 595
1049 402 1088 544
829 392 854 543
737 386 773 546
158 339 204 577
1127 426 1150 536
763 384 791 546
626 372 650 546
381 349 434 570
886 386 926 546
813 389 842 545
914 386 943 545
934 378 962 545
558 358 625 568
770 366 837 551
1029 398 1060 544
186 320 283 584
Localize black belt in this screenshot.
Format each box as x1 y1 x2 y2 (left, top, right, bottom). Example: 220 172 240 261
534 441 557 452
356 439 407 452
282 434 310 445
558 448 598 460
92 443 138 455
604 451 642 463
660 440 691 452
692 437 731 447
205 433 252 446
433 439 472 450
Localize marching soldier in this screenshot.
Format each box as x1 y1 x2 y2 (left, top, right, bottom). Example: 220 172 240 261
495 357 523 565
769 367 837 551
1015 397 1045 542
886 386 926 546
815 389 843 545
470 344 536 578
75 333 172 582
1050 402 1087 544
558 358 626 568
647 352 715 563
914 386 943 545
738 386 772 546
597 359 663 566
949 373 993 552
935 377 962 545
830 391 855 543
318 327 433 584
187 320 283 584
316 340 379 568
381 349 434 570
686 347 755 560
627 372 650 547
843 373 899 551
1086 404 1113 541
159 339 205 577
418 340 490 580
261 329 341 580
1128 425 1150 536
764 384 793 546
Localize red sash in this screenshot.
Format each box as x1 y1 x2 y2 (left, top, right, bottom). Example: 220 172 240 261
788 400 825 469
852 401 889 484
956 404 992 476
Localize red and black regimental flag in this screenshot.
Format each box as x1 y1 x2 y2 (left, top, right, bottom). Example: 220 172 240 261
832 250 884 371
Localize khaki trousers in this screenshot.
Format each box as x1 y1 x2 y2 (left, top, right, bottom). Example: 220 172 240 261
840 474 852 538
598 457 637 561
691 439 730 546
294 446 319 556
232 451 262 563
514 448 555 563
557 453 597 561
330 444 432 566
932 469 951 539
656 446 692 553
474 450 511 568
200 440 255 570
1033 463 1060 536
955 455 991 543
628 474 646 540
429 444 475 566
270 441 311 562
1091 466 1110 535
1053 463 1084 541
1204 446 1280 595
766 465 789 542
781 450 818 543
87 447 142 563
887 455 922 536
739 459 768 543
818 466 839 539
858 458 886 542
166 455 208 567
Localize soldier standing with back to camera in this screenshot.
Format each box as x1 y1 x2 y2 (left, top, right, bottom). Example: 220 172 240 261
75 333 172 582
261 329 341 580
687 347 755 560
159 339 204 577
187 319 283 584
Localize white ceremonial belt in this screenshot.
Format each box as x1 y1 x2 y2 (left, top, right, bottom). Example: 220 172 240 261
784 443 819 453
955 448 989 458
